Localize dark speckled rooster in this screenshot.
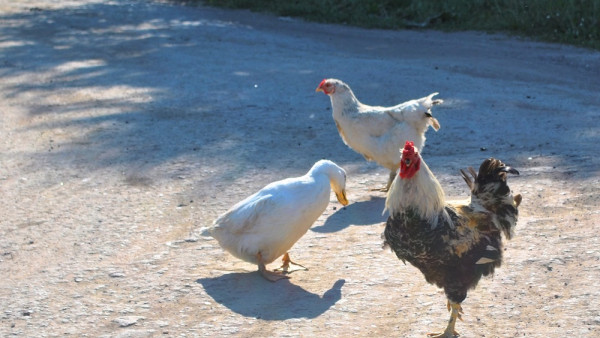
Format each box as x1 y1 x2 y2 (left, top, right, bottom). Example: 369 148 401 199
383 141 522 337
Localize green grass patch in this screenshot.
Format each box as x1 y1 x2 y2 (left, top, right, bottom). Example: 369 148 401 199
200 0 600 50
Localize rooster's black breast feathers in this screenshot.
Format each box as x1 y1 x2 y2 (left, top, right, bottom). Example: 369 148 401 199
383 207 503 303
384 157 520 304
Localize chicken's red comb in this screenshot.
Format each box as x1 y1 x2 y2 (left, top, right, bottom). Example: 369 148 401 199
402 141 417 157
318 78 327 88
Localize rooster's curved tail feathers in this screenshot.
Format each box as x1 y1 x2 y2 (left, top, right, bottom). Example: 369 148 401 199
461 158 522 239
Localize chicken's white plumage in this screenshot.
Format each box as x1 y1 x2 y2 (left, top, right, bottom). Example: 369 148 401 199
317 79 442 191
203 160 348 281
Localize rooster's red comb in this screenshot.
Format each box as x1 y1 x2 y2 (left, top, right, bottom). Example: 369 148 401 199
319 78 327 88
402 141 417 157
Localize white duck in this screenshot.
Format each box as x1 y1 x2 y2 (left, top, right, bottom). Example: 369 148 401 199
202 160 348 282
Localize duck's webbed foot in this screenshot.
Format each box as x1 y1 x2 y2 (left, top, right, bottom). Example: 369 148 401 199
273 252 308 274
257 252 288 282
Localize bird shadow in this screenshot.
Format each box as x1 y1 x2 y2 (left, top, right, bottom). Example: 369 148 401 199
198 272 344 320
311 196 387 233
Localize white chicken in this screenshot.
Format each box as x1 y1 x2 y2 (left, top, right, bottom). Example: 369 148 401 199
202 160 348 282
316 78 443 191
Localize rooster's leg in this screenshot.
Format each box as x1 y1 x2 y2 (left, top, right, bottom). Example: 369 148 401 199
370 170 396 192
273 252 308 273
257 252 289 282
427 301 463 338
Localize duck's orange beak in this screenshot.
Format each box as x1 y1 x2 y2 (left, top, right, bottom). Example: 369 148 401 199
335 189 349 206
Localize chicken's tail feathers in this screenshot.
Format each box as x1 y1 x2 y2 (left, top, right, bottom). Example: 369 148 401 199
473 158 521 239
459 168 473 191
477 158 519 184
425 92 443 106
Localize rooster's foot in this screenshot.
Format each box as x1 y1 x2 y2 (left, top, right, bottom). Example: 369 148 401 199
427 330 459 338
427 302 463 337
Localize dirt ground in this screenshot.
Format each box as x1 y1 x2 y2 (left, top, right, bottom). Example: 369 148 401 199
1 0 599 337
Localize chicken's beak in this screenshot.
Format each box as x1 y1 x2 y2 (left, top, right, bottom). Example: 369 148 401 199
500 166 520 175
335 189 349 206
315 86 323 92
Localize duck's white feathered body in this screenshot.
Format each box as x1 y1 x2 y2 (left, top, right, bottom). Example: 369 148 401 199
205 160 347 269
210 175 331 264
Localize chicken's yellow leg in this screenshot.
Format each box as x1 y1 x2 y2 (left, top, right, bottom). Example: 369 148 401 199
257 252 288 282
370 170 396 192
273 252 308 273
427 301 463 338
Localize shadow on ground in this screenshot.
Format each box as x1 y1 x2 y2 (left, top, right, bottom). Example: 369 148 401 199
198 273 344 320
2 1 598 185
312 196 387 233
0 2 351 182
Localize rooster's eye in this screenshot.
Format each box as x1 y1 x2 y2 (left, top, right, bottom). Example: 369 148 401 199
405 159 411 165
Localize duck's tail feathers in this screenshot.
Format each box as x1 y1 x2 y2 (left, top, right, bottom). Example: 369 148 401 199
199 226 213 237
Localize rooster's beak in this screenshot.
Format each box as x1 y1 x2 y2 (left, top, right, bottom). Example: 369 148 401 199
335 190 349 206
315 86 323 92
